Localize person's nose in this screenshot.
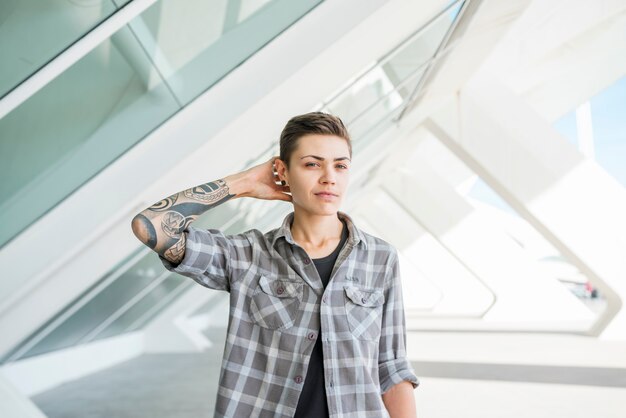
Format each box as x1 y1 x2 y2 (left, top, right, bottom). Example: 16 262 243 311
320 166 336 184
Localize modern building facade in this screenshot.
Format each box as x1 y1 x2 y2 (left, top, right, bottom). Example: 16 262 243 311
1 0 625 416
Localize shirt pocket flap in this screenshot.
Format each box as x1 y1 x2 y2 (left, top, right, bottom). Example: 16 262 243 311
344 285 384 307
258 275 302 298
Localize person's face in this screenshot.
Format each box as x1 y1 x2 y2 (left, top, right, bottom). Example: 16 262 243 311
278 134 351 215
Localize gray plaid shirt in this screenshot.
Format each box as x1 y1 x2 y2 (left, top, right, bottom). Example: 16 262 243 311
159 210 419 417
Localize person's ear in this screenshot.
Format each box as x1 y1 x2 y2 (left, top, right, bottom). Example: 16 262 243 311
274 158 289 185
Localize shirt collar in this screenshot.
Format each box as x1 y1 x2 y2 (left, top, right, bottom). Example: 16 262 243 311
271 210 368 250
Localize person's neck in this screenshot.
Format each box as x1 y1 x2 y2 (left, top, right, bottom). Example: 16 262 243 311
290 208 344 249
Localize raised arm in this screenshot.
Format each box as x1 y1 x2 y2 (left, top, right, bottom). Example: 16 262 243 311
131 156 292 264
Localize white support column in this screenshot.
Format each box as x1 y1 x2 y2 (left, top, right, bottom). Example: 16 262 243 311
379 151 593 331
356 189 493 318
429 70 626 339
0 374 46 418
350 127 495 319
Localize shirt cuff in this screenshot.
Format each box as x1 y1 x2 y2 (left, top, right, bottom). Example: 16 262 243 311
158 226 214 276
379 357 420 395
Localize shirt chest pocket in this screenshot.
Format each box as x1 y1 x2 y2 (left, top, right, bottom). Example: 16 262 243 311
344 285 385 341
249 275 303 331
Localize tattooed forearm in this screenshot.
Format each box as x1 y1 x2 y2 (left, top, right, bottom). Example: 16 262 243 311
161 211 188 238
132 176 247 264
163 233 187 264
183 180 231 204
148 194 178 211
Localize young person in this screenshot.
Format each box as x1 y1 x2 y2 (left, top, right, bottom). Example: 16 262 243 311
131 111 419 417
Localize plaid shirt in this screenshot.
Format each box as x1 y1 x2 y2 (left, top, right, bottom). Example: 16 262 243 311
159 210 419 418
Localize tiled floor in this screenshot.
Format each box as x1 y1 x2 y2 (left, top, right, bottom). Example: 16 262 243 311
31 330 626 417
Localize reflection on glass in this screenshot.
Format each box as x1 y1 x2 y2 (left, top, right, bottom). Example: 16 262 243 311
93 275 188 341
320 0 462 146
554 76 626 187
0 0 323 249
112 0 133 7
0 0 121 98
0 204 244 363
135 0 320 104
15 250 162 360
0 25 181 249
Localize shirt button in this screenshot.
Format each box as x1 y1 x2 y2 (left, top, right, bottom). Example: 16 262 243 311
303 258 310 264
322 295 328 303
294 375 303 384
276 286 284 295
307 332 317 340
361 297 367 304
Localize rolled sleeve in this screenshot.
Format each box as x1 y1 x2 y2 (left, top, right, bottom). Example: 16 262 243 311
378 249 420 394
159 225 253 292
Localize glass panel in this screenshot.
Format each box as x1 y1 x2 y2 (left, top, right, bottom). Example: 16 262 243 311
553 111 579 147
15 250 158 359
321 0 462 145
112 0 133 7
136 0 321 104
351 99 409 153
347 67 426 142
0 0 323 249
0 204 246 363
590 76 626 187
0 25 181 249
554 75 626 187
92 275 187 341
0 0 121 98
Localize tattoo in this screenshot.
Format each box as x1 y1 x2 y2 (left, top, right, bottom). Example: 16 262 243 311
164 234 187 263
184 179 230 204
161 211 188 238
147 194 178 212
134 177 236 263
133 213 158 249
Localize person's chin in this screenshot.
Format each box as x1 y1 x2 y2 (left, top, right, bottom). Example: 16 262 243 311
295 201 337 215
314 199 341 214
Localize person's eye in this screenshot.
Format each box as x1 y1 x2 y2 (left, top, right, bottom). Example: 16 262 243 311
305 162 318 167
337 164 348 169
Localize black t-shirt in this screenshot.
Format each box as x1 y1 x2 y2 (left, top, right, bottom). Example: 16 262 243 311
293 219 348 418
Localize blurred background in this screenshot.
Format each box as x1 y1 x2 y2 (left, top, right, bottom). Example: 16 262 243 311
1 0 625 417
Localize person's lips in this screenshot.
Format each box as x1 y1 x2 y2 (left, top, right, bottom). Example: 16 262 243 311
315 192 338 196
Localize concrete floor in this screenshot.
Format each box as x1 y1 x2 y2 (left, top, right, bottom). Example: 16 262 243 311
31 330 626 418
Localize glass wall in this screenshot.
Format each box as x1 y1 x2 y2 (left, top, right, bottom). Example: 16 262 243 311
0 0 323 249
0 0 133 99
316 0 465 150
1 0 469 363
554 75 626 187
0 203 244 363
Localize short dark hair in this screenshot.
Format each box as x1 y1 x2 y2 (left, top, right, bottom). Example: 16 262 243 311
279 111 352 169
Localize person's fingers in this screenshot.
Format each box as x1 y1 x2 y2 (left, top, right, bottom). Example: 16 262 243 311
270 182 289 190
274 193 292 202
